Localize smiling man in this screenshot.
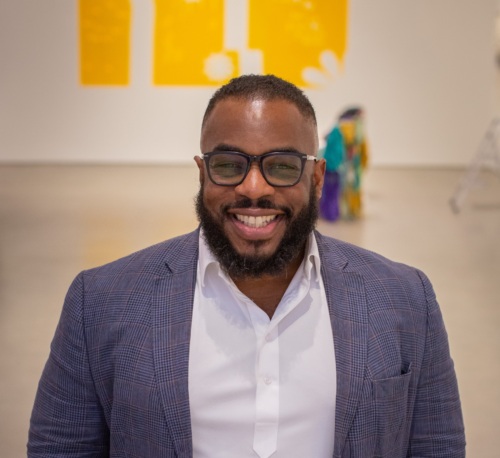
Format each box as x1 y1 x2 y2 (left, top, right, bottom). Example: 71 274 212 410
28 75 465 457
195 91 323 318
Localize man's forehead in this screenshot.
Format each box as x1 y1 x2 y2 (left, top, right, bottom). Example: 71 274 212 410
202 96 313 129
200 97 319 155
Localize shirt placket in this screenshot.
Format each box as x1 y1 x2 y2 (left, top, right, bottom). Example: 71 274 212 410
248 274 311 458
253 325 279 458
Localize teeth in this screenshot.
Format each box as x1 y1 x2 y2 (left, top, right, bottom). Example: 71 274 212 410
235 214 277 228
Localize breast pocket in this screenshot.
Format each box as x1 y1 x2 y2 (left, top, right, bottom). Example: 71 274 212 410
372 363 412 456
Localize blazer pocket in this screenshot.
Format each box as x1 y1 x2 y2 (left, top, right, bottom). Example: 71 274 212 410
373 363 412 456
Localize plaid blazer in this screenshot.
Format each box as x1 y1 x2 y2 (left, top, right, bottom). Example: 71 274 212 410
28 229 465 457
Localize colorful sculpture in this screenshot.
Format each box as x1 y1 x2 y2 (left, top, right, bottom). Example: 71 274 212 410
320 107 369 221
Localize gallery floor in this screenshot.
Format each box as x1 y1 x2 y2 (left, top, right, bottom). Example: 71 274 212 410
1 164 499 456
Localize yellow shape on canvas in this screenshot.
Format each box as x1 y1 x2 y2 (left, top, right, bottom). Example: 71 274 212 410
249 0 348 87
79 0 131 85
153 0 238 86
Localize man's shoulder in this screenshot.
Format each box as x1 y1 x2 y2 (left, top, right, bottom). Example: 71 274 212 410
315 232 433 309
83 229 200 281
315 231 420 279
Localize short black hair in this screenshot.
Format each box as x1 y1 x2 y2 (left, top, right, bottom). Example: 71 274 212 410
202 74 317 127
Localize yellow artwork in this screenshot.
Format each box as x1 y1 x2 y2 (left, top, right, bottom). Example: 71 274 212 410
79 0 349 87
153 0 238 86
249 0 348 87
80 0 131 85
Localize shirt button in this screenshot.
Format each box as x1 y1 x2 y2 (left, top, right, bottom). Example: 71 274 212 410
264 377 272 385
265 334 272 342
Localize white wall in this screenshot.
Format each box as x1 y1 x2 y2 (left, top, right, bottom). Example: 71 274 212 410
0 0 496 166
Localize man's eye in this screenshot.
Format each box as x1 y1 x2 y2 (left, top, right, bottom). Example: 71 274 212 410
212 162 242 170
269 162 297 170
267 161 300 174
211 161 244 176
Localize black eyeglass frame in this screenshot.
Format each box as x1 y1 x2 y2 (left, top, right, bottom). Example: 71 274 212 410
201 150 318 187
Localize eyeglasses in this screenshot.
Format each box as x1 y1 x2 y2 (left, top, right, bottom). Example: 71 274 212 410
201 151 318 187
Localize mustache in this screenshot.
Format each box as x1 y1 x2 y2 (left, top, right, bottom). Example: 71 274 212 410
223 198 292 218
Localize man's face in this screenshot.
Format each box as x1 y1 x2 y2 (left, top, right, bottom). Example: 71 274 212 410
195 97 325 278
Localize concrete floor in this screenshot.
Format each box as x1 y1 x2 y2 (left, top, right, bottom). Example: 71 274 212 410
1 165 499 456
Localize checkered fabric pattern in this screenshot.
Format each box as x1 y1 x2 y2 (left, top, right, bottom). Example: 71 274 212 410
28 229 465 457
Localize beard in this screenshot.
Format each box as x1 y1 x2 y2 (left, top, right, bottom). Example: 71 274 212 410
195 182 319 279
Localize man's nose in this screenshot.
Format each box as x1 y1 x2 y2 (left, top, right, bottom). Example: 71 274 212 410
234 163 275 200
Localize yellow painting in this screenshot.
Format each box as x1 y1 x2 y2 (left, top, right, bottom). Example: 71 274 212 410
80 0 131 85
249 0 348 87
79 0 349 88
153 0 238 86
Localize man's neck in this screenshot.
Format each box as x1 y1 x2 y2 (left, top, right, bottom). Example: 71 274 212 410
231 254 303 319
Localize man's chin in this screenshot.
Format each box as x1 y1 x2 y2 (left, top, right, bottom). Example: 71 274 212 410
231 244 277 265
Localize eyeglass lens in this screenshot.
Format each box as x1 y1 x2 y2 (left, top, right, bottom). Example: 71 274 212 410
208 153 304 186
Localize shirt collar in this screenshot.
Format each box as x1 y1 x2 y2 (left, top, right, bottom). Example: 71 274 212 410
304 232 322 282
198 230 321 287
198 230 221 288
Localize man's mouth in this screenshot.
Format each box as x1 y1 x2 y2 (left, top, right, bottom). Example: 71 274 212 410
234 214 278 228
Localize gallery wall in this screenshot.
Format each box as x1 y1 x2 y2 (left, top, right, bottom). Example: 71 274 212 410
0 0 496 166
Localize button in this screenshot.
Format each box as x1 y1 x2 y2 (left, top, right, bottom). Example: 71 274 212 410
264 377 272 385
265 334 273 342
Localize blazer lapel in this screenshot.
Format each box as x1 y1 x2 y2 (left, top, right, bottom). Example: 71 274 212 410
152 232 199 457
317 234 368 457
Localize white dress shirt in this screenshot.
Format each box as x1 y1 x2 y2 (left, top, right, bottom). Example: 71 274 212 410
189 232 336 458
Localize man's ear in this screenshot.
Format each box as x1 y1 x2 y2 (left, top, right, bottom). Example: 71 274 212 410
313 158 326 200
194 156 205 185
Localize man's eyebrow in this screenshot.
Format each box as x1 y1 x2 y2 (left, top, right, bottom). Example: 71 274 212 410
268 147 303 154
210 144 304 155
211 143 242 152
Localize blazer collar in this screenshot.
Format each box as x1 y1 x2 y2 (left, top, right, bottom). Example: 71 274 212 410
316 232 368 457
153 229 199 457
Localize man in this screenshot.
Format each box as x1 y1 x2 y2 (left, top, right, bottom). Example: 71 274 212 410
28 75 465 457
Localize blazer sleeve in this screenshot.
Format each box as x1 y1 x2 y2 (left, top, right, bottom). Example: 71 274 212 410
407 270 466 457
28 273 109 457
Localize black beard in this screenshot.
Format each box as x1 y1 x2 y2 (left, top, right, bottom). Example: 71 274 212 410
195 183 319 279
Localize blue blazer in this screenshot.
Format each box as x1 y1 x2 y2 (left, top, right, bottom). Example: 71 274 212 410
28 230 465 457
